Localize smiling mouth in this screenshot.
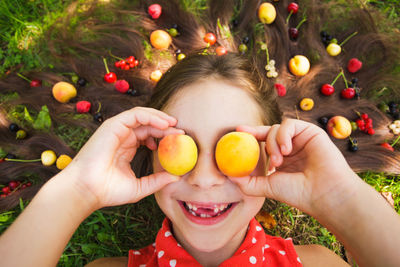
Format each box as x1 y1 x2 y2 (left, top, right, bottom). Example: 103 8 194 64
180 201 234 218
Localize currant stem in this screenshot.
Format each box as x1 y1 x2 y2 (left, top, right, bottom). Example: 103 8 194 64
108 51 124 61
17 73 31 83
5 158 41 163
340 71 349 88
339 31 358 47
265 43 270 65
331 70 343 86
286 11 293 24
97 102 102 113
103 57 110 74
391 135 400 147
295 17 307 30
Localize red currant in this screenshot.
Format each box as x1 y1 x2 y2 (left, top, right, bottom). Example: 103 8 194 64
367 128 375 135
361 113 368 120
126 56 135 64
115 61 121 68
2 187 11 194
204 33 217 45
129 63 135 68
124 65 130 70
134 60 139 67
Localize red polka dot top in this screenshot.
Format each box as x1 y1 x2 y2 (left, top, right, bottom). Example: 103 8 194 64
128 218 302 266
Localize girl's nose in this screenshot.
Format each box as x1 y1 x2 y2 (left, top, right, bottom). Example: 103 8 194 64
185 152 226 189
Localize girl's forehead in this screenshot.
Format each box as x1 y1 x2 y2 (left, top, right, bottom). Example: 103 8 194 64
164 79 263 137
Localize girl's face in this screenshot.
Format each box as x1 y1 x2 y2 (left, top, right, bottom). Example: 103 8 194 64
153 78 267 253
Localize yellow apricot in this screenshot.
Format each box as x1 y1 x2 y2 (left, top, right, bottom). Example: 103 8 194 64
215 132 260 177
56 155 72 170
52 82 77 103
158 134 198 176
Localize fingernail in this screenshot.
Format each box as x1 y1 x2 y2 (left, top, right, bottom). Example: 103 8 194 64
271 155 278 163
280 145 286 154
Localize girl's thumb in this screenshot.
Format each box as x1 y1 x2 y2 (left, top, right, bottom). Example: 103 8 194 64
230 175 275 198
136 171 180 199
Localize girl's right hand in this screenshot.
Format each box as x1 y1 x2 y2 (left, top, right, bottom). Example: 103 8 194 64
60 107 184 210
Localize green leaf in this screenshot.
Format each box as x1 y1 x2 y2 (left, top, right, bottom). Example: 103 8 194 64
19 198 25 211
0 148 7 158
24 107 34 124
81 244 93 254
0 211 15 222
33 105 51 131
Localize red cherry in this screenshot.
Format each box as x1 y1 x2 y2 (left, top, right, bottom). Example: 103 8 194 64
148 4 162 19
287 3 299 14
76 101 91 113
347 58 362 73
381 142 394 151
288 28 299 40
204 33 217 45
216 46 227 56
274 83 286 97
321 84 335 96
30 79 42 87
341 88 355 99
104 72 117 83
2 187 11 194
367 128 375 135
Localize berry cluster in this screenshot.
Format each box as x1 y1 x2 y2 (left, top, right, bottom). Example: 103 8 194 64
114 56 139 70
320 31 335 47
265 60 278 78
389 120 400 135
348 138 358 152
355 113 375 135
1 180 32 198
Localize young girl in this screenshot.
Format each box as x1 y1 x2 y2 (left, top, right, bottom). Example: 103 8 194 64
0 0 399 266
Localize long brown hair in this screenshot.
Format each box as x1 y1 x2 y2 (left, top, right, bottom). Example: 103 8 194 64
0 0 399 211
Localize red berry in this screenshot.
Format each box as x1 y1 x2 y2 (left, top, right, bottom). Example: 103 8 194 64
30 79 42 87
356 119 364 127
126 56 135 64
22 184 27 189
381 142 394 151
2 187 11 194
216 46 227 56
287 3 299 14
0 158 4 163
115 80 130 93
26 182 32 187
341 88 355 99
129 63 135 68
321 84 335 96
361 113 368 120
0 194 6 198
367 128 375 135
204 33 217 45
124 65 130 70
115 61 121 68
347 58 362 73
9 181 18 190
76 101 91 113
148 4 162 19
134 60 139 67
120 60 126 67
274 83 286 97
104 72 117 83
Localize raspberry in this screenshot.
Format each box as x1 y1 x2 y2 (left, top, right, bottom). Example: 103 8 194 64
274 83 286 97
347 58 362 73
148 4 162 19
76 101 91 113
115 80 130 93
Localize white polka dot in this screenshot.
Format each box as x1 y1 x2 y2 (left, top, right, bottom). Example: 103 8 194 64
170 259 177 267
262 247 264 253
285 237 292 241
134 251 141 255
158 250 164 258
256 226 262 231
152 242 156 247
177 243 182 247
279 250 286 255
165 231 172 237
263 256 265 261
139 265 146 267
264 244 270 249
241 249 246 254
252 237 257 244
297 257 301 263
249 256 257 264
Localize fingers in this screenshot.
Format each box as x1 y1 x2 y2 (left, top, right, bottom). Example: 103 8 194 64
236 125 271 141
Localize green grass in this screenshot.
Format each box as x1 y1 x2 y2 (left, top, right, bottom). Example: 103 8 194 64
0 0 399 266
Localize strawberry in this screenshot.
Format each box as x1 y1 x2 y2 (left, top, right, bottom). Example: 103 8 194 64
274 83 286 97
347 58 362 73
76 101 91 113
148 4 162 19
115 80 130 93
